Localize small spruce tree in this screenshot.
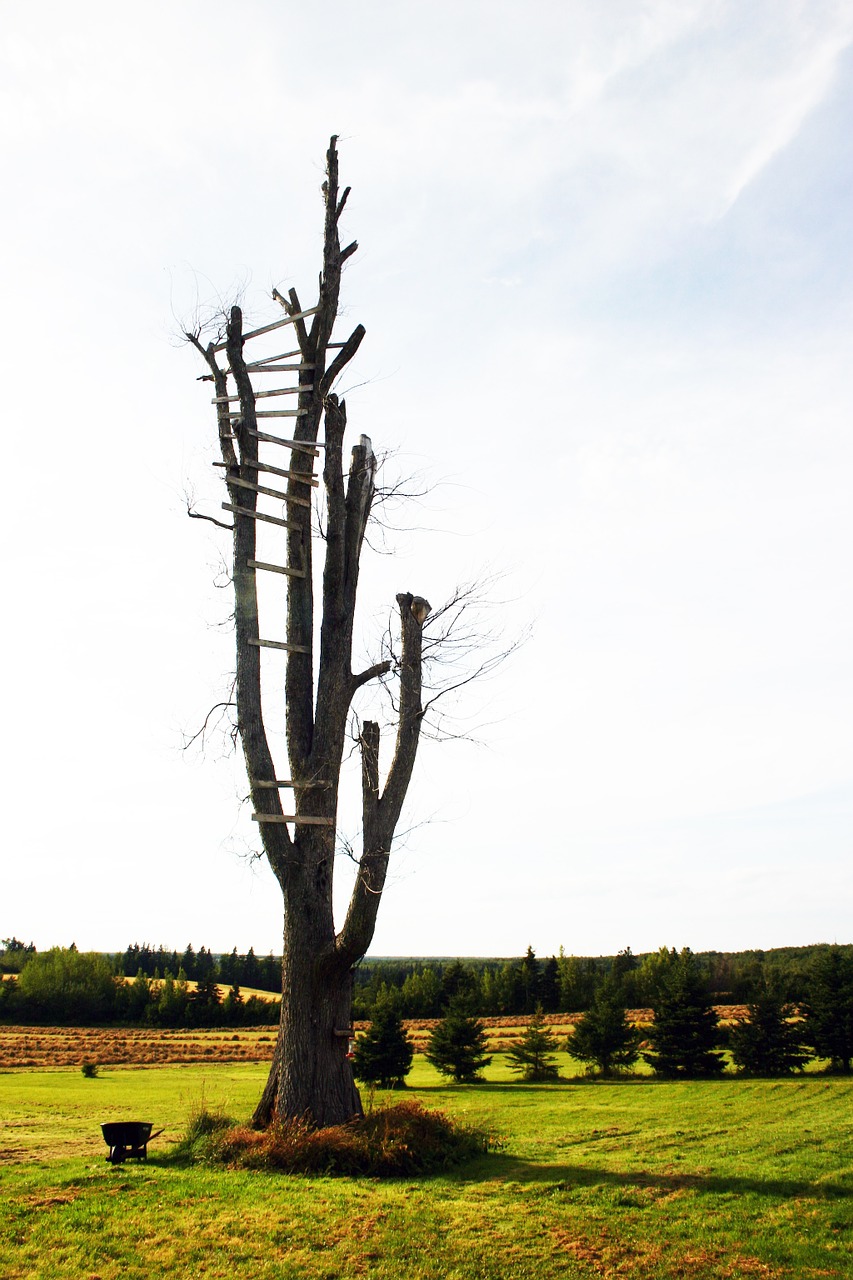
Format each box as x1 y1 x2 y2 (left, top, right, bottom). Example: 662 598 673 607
729 981 810 1076
643 948 725 1077
352 1004 414 1089
426 998 492 1083
506 1006 561 1082
570 977 641 1076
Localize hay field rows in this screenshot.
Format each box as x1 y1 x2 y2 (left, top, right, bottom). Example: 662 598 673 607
0 1010 751 1069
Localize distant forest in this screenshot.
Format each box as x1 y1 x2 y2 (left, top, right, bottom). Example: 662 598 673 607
1 937 849 1027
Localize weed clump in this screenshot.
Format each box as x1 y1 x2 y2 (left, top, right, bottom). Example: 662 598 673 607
174 1100 488 1177
80 1060 99 1078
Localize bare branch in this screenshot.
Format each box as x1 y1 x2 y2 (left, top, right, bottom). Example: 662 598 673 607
184 489 233 531
351 660 392 692
182 700 238 752
320 324 366 395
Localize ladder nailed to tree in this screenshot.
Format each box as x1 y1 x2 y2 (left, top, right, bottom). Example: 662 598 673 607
186 137 432 1128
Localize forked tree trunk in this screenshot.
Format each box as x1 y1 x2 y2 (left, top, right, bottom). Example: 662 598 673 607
189 137 430 1129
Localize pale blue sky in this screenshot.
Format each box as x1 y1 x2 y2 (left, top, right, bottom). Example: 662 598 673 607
2 0 851 957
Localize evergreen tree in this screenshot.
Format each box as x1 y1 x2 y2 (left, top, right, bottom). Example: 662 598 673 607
540 957 560 1013
520 946 541 1013
426 998 492 1083
220 948 239 985
729 981 810 1075
190 972 222 1026
352 1004 413 1088
802 947 853 1073
180 944 196 981
440 960 478 1009
506 1007 561 1081
643 948 724 1077
570 977 641 1075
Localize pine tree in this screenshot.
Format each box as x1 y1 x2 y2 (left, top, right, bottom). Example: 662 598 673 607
570 977 641 1075
426 998 492 1083
506 1007 561 1081
520 946 541 1013
352 1005 413 1088
802 946 853 1073
729 981 810 1075
643 948 724 1077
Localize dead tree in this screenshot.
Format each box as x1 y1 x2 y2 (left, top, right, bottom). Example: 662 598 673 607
187 138 432 1127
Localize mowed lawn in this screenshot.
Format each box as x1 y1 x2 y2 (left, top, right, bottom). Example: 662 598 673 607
1 1054 852 1279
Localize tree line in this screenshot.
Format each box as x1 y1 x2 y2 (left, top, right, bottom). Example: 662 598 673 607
351 943 850 1020
1 938 849 1031
0 943 279 1027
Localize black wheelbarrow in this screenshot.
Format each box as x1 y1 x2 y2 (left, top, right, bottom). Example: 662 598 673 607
101 1122 163 1163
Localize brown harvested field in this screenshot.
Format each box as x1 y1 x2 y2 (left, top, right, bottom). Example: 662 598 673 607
0 1009 747 1070
0 1027 279 1069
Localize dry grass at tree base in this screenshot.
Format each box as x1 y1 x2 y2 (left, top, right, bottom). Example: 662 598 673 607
176 1099 489 1177
0 1010 751 1070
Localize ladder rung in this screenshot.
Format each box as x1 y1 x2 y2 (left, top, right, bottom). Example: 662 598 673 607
222 503 300 529
213 387 313 404
223 475 310 507
248 638 310 654
214 460 318 487
244 349 303 365
248 430 322 454
226 409 309 419
211 306 320 352
247 364 314 373
247 559 306 578
253 780 331 789
252 813 335 826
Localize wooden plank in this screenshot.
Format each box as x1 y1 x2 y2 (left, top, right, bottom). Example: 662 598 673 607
248 430 322 455
247 365 314 373
253 780 332 788
225 409 308 419
255 462 317 486
226 475 290 501
221 503 300 530
252 813 335 826
214 460 318 487
241 306 319 341
248 638 311 654
211 307 319 352
212 387 313 404
246 349 303 364
223 475 309 507
247 559 306 578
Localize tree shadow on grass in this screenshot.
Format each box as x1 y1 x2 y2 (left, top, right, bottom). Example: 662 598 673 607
461 1153 852 1199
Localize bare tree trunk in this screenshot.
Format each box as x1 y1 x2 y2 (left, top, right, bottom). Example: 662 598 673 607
189 137 429 1129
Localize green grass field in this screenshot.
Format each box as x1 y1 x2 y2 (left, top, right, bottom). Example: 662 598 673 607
2 1056 852 1279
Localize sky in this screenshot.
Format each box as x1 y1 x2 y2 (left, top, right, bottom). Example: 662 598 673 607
2 0 851 960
